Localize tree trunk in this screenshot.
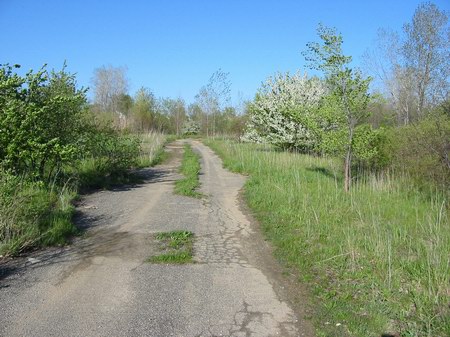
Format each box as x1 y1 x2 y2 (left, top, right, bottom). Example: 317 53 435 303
344 148 352 193
344 124 354 193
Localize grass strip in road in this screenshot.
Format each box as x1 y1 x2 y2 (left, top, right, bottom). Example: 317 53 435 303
174 144 202 198
205 138 450 337
147 230 194 264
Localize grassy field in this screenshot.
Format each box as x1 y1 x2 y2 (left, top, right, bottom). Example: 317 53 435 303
206 139 449 337
174 144 202 197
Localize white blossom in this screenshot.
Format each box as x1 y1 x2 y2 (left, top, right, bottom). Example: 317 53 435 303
243 72 326 150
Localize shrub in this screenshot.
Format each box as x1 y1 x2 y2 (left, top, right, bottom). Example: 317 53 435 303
73 128 140 188
0 64 88 181
388 114 450 193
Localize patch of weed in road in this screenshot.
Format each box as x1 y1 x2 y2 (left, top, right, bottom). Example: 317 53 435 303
174 144 202 198
147 230 194 264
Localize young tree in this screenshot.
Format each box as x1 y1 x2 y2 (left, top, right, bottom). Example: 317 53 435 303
305 24 372 192
131 87 156 131
195 69 231 136
92 65 129 114
159 97 186 136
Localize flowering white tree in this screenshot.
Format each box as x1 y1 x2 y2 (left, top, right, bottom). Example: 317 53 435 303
242 72 325 151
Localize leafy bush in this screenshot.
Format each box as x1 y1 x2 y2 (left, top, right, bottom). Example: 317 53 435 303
352 124 390 170
0 64 88 181
0 64 145 255
182 120 201 136
388 114 450 194
319 123 390 172
72 128 140 189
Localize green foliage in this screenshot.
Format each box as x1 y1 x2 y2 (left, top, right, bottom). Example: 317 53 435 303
131 87 157 131
207 139 449 337
387 114 450 194
174 144 202 197
305 25 372 191
352 124 390 169
0 64 161 255
321 124 390 169
0 64 88 181
182 120 201 136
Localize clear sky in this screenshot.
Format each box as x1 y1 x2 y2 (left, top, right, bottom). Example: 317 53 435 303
1 0 449 104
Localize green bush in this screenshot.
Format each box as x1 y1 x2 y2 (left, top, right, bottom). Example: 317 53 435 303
73 131 140 189
387 115 450 194
0 64 88 181
352 124 390 171
0 64 144 255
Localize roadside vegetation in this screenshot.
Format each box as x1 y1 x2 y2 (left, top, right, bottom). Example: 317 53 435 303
174 144 202 198
213 4 449 335
1 1 448 335
0 64 166 256
206 138 449 337
147 230 194 264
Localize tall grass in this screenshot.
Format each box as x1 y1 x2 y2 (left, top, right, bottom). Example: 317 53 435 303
137 131 168 167
206 139 449 337
0 174 76 256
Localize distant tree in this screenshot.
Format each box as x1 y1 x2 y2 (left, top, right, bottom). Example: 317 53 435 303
92 65 129 114
159 97 187 135
305 24 372 192
403 2 449 115
117 93 133 116
364 2 449 124
131 87 156 131
187 102 205 133
195 69 231 136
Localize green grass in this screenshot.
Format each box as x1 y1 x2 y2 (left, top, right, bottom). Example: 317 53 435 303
205 139 450 337
0 175 77 256
174 144 202 197
147 230 194 264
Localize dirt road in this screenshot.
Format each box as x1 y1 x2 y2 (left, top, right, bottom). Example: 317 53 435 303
0 140 313 337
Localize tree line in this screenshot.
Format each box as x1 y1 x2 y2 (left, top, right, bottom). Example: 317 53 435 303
91 66 247 137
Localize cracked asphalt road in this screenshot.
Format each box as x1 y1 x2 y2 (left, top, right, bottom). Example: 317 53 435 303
0 140 313 337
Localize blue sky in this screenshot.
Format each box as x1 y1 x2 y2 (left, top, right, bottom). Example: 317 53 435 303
1 0 449 104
